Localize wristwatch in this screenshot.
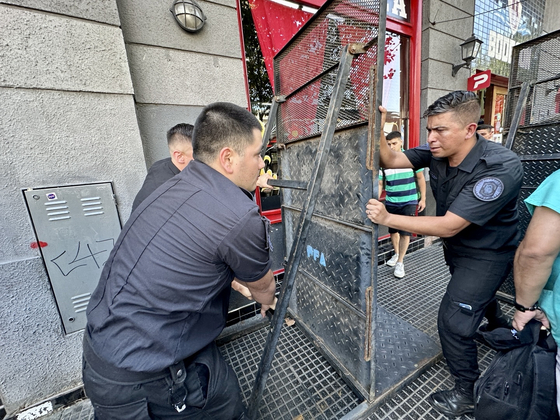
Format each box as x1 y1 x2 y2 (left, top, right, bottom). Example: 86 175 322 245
513 301 540 312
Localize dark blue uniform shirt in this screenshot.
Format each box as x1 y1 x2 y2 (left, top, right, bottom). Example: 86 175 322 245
86 160 272 372
404 135 523 254
131 157 180 212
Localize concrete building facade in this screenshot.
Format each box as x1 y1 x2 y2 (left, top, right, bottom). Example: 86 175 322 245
0 0 248 416
1 0 560 417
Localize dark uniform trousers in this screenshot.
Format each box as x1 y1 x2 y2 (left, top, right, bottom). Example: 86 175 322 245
82 338 246 420
438 245 514 391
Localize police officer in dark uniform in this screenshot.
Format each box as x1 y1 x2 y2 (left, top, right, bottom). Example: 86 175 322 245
366 91 522 417
83 103 276 419
131 123 194 213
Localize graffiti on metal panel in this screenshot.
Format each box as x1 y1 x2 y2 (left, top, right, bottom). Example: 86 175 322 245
50 238 115 276
307 245 327 267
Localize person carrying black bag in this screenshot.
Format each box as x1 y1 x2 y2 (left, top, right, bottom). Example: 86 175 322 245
482 168 560 418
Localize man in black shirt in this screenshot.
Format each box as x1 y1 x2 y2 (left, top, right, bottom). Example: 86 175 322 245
366 91 522 417
131 123 193 212
83 103 276 419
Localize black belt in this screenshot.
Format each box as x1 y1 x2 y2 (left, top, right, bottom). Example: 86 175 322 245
83 334 186 384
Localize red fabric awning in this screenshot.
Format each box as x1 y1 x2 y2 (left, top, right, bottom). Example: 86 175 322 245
249 0 315 89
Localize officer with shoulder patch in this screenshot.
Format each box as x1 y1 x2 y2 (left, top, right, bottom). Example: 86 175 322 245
365 91 523 417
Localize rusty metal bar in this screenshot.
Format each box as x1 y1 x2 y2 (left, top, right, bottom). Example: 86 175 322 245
504 81 531 150
260 96 283 156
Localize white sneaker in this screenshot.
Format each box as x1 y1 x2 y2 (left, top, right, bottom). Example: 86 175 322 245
386 254 399 267
394 262 405 278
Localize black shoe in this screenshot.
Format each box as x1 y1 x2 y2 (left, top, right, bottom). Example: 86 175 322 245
428 387 474 417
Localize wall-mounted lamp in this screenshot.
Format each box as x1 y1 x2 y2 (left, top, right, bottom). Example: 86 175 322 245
451 34 483 77
170 0 206 33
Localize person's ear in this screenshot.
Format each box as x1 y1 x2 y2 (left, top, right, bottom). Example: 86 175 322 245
173 150 185 165
465 122 477 139
218 147 236 174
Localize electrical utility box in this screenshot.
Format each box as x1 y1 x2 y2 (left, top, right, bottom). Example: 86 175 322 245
24 183 121 334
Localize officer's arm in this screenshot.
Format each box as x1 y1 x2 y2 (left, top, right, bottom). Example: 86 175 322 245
378 106 414 169
366 201 470 237
231 279 253 299
512 206 560 330
235 270 276 317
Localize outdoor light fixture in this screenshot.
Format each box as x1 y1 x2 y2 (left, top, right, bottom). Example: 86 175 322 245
170 0 206 33
451 34 483 77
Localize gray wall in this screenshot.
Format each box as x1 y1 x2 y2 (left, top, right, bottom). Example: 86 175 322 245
0 0 248 416
420 0 475 146
117 0 249 167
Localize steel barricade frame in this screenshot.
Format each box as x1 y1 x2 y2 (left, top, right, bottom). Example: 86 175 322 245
251 0 441 411
500 28 560 299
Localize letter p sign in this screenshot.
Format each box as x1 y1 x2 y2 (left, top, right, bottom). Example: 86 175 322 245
467 70 491 91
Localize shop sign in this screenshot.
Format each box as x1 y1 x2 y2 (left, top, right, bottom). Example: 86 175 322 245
387 0 410 22
488 30 517 64
467 70 491 91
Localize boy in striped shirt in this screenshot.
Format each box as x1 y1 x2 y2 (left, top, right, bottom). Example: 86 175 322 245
379 131 426 278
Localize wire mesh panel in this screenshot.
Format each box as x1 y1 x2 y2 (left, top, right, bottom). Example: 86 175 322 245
500 29 560 298
274 0 381 144
504 29 560 128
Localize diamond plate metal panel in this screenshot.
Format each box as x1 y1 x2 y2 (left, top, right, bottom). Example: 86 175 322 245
270 0 390 402
296 271 370 389
281 126 373 225
520 158 560 188
284 208 371 308
293 264 440 397
374 307 440 394
270 222 286 273
509 125 560 155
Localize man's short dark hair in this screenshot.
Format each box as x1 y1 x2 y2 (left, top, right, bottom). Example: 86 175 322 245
386 131 402 141
167 123 194 146
477 124 493 131
193 102 262 164
423 91 480 126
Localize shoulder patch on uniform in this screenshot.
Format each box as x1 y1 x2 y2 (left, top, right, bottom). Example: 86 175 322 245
473 177 504 201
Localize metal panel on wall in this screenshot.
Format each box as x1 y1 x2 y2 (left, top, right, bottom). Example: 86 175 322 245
24 183 121 334
500 29 560 298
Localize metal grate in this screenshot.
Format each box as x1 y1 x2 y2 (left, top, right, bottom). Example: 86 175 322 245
500 29 560 298
274 0 381 144
504 29 560 128
473 0 546 78
35 244 513 420
377 243 448 341
221 324 362 419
